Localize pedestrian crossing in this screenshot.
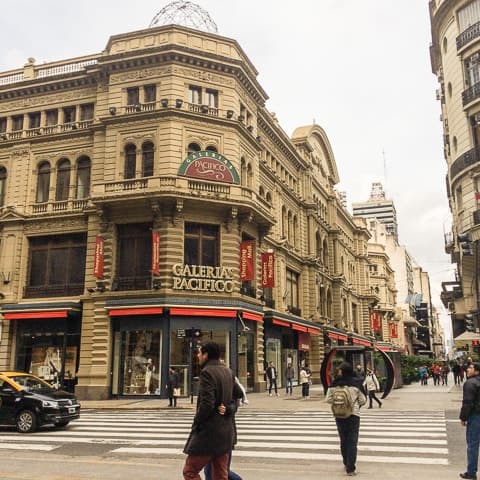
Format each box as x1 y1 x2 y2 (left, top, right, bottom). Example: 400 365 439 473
0 410 449 466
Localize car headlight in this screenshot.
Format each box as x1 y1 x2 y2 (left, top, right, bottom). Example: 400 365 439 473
42 400 59 408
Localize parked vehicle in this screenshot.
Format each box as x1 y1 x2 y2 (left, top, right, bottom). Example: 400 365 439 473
0 371 80 433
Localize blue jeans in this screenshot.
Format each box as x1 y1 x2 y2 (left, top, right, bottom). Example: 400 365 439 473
204 451 242 480
285 378 293 395
466 414 480 476
335 415 360 474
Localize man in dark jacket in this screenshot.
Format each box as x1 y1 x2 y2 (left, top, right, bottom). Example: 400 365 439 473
183 342 241 480
459 362 480 480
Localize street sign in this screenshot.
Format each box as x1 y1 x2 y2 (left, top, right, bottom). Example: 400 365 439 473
177 329 186 338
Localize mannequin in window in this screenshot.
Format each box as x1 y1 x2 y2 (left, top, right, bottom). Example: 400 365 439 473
144 358 155 394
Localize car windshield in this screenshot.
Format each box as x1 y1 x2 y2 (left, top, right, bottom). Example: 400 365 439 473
9 375 55 393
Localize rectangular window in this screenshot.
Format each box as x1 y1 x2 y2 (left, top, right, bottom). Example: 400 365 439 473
188 85 202 105
0 118 6 133
144 85 156 103
184 223 219 266
127 87 140 106
63 107 76 124
205 89 218 108
28 112 40 129
12 115 23 131
115 223 152 291
79 103 94 121
45 110 58 126
456 186 463 210
286 269 299 312
26 234 86 297
465 53 480 87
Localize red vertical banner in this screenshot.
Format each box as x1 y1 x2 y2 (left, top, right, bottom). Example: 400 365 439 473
261 252 275 287
370 311 381 332
93 235 104 279
389 322 398 338
152 231 160 276
239 240 255 281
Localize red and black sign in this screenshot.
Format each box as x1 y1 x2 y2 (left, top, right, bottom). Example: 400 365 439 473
152 231 160 276
93 236 104 279
261 252 275 288
239 241 255 281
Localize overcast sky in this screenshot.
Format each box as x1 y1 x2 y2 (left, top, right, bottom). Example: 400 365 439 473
0 1 455 341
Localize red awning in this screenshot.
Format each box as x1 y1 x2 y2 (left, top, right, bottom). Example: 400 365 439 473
292 324 308 332
328 332 348 341
243 311 263 322
4 310 69 320
352 338 372 347
272 318 290 327
108 307 163 317
308 327 321 335
170 308 236 318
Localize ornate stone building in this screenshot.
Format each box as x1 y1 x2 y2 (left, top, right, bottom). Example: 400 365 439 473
0 22 395 399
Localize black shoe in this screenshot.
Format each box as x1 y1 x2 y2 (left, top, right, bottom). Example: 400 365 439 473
379 402 382 408
367 406 372 409
460 472 477 479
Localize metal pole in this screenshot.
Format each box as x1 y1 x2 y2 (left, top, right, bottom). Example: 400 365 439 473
189 337 194 404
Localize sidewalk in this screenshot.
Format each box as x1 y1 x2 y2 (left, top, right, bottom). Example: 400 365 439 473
79 380 464 412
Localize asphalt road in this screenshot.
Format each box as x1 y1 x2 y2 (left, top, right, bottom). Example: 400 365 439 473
0 380 471 480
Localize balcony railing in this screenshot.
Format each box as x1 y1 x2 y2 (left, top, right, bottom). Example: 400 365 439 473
188 180 230 197
30 199 89 215
474 209 480 226
287 305 302 317
24 283 84 298
1 120 94 142
457 21 480 50
451 144 480 178
112 276 151 291
240 285 256 298
462 82 480 106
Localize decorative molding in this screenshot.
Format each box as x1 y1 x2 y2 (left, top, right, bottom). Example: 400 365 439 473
109 66 172 84
24 217 86 234
172 66 234 87
1 88 97 112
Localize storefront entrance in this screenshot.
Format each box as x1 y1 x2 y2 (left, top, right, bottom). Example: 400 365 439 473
15 317 81 392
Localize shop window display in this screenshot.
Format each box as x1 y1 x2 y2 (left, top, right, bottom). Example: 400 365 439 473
121 330 161 395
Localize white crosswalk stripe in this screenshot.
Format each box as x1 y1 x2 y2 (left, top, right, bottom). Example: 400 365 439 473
0 410 449 465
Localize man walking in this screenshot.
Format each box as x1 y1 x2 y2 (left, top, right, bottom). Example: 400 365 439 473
326 361 366 476
285 363 294 396
183 342 241 480
266 361 278 396
459 362 480 480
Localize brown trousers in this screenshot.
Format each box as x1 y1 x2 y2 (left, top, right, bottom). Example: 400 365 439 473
183 452 229 480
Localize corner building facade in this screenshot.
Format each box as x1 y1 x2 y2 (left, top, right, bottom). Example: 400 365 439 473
430 0 480 339
0 24 388 399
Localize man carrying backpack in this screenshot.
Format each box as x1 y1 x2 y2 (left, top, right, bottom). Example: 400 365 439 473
326 361 367 476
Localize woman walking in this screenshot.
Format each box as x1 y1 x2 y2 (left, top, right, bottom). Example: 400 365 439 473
363 367 382 408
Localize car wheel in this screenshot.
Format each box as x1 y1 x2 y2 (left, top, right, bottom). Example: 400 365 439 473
16 410 37 433
55 421 69 428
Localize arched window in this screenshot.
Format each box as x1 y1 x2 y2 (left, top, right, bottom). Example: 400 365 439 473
56 158 71 201
240 157 247 186
205 145 217 153
188 143 201 154
259 186 265 198
76 156 91 199
36 161 51 203
247 163 253 188
266 191 272 204
293 215 298 246
287 210 293 243
323 238 329 267
281 206 287 238
124 144 136 179
315 232 322 259
0 167 6 207
142 141 154 177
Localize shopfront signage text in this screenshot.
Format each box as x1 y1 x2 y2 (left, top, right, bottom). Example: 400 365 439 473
261 252 275 287
93 235 104 279
239 240 254 281
178 151 240 184
152 231 160 276
172 264 235 293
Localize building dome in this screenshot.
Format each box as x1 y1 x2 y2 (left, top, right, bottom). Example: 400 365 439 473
149 1 218 33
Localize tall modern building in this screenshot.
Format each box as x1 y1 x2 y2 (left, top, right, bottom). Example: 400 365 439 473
352 182 398 241
430 0 480 351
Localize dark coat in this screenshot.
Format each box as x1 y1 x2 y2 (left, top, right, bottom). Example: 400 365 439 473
166 370 179 397
460 374 480 421
183 359 242 456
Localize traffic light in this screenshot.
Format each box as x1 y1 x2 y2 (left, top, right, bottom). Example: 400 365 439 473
465 314 475 332
185 328 202 339
458 233 473 256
